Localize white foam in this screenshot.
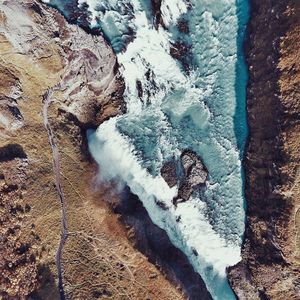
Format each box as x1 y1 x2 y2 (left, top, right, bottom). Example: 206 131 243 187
88 118 177 205
160 0 188 27
80 0 248 299
88 121 241 299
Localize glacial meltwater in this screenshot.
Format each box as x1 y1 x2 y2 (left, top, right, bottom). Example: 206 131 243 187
44 0 249 299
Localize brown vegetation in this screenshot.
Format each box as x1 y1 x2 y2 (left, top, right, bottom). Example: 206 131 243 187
0 1 184 299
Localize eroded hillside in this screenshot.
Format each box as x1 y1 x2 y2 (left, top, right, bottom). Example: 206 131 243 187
0 1 185 299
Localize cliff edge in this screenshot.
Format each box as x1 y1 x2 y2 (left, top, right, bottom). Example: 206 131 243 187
228 1 300 299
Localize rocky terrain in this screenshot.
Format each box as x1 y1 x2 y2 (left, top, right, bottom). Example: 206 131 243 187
1 0 300 299
161 150 208 204
228 1 300 299
0 1 190 299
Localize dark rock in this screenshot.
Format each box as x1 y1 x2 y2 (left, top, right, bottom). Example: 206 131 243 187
7 105 23 121
180 150 207 187
161 150 208 204
228 1 300 298
151 0 164 29
170 41 192 72
177 19 189 34
136 80 143 99
160 160 178 187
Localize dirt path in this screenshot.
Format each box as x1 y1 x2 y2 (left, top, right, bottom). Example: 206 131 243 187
42 87 68 300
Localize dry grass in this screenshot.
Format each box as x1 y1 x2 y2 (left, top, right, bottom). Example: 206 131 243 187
0 4 184 298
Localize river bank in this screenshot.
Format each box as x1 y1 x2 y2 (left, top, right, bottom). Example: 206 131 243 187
0 1 185 299
228 1 300 298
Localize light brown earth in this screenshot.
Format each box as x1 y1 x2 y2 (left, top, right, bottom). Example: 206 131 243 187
0 1 185 299
228 1 300 299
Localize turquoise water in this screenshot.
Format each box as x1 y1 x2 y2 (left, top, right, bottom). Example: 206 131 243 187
44 0 249 299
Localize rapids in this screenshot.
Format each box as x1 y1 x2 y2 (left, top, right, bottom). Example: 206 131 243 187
43 0 249 299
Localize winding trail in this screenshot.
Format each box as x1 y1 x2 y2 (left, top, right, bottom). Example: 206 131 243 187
42 87 68 300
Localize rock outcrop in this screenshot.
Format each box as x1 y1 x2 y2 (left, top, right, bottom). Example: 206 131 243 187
0 1 185 299
228 1 300 299
161 150 208 204
178 150 208 201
